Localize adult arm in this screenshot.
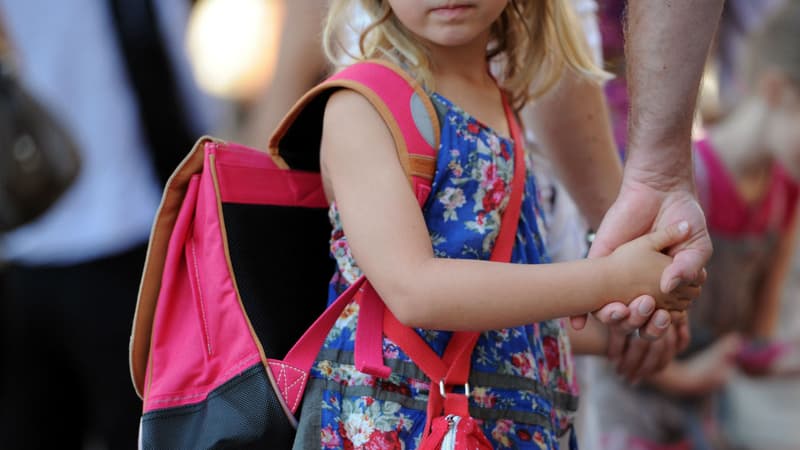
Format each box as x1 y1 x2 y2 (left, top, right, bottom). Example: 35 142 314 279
598 0 723 281
237 0 327 148
521 68 621 231
521 70 674 342
520 3 683 370
589 0 724 350
623 0 724 189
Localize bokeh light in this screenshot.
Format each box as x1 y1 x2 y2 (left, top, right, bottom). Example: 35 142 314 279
186 0 284 99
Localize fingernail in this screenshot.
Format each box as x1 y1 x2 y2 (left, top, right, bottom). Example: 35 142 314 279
666 278 680 292
611 311 623 320
655 314 670 328
638 301 654 316
678 221 689 234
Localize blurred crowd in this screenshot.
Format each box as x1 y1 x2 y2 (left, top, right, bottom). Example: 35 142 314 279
1 0 799 449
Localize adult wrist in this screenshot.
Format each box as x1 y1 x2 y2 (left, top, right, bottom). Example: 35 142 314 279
622 142 696 193
620 164 696 198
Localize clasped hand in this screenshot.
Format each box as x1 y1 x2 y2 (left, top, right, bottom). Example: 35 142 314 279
574 181 712 381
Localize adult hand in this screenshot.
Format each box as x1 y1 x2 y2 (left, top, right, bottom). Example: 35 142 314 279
595 295 675 360
571 176 711 351
613 323 680 383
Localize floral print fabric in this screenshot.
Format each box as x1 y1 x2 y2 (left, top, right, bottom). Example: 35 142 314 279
307 93 579 450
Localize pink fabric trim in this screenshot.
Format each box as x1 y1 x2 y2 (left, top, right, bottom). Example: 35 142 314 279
267 359 308 414
212 143 328 208
143 174 201 402
328 63 436 160
144 143 263 411
329 62 436 222
276 276 368 413
354 283 392 379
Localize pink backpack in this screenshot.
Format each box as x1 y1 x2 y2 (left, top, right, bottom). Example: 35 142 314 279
129 60 441 448
130 60 526 449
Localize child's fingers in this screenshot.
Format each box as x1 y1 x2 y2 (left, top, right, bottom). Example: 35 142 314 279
673 284 701 301
670 309 688 325
656 296 692 311
646 220 690 252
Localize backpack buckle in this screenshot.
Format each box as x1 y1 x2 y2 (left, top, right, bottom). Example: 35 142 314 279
439 379 470 399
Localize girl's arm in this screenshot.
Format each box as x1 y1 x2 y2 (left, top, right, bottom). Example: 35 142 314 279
321 89 694 331
751 208 800 338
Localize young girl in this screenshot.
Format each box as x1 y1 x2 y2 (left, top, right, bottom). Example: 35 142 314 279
593 3 800 448
294 1 696 448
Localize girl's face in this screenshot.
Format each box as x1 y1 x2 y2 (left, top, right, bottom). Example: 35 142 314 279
767 81 800 179
386 0 509 49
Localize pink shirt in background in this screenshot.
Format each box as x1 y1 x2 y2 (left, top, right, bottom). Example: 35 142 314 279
695 138 799 237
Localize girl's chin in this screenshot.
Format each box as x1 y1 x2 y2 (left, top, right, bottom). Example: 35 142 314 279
423 31 484 49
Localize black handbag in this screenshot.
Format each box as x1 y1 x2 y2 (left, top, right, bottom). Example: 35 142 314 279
0 50 81 231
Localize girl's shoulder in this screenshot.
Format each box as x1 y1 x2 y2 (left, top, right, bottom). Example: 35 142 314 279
320 89 400 176
322 89 393 142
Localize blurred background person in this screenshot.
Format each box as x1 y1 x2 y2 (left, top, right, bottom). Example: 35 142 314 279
235 0 328 148
713 0 787 118
592 2 800 448
0 0 221 448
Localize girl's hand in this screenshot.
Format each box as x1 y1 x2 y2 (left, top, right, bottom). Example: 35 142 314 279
575 183 712 353
606 221 699 311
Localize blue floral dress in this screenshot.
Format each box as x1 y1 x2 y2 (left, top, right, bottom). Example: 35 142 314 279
291 93 580 450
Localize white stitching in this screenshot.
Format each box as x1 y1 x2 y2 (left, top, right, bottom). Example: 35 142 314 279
269 361 307 411
191 238 213 355
148 354 260 405
149 392 207 404
220 354 260 380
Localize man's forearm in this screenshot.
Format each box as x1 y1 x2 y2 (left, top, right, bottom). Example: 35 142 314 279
521 71 622 229
625 0 725 184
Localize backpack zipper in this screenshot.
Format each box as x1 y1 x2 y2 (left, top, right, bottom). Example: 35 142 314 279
441 415 460 450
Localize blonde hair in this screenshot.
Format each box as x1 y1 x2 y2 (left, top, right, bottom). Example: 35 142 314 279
745 2 800 87
323 0 608 110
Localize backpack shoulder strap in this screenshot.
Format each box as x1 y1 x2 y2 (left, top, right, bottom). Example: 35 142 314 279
272 61 442 384
267 59 440 204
